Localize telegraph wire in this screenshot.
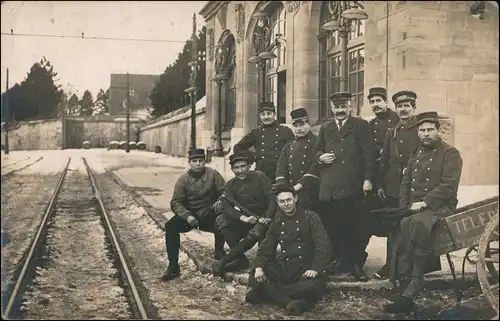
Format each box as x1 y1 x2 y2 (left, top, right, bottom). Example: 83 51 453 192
0 31 194 43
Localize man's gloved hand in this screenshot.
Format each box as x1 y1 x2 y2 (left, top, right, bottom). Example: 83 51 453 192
186 215 199 228
212 200 224 214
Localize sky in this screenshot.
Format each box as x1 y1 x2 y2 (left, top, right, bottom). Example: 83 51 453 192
1 1 206 98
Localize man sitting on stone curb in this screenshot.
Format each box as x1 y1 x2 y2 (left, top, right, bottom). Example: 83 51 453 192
245 184 332 316
161 148 226 281
213 151 276 277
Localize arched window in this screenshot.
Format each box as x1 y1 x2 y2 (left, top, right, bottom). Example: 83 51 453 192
264 3 287 124
224 41 237 130
318 1 365 120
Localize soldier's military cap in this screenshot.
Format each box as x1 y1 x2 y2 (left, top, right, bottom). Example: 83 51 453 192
416 111 439 126
290 108 309 124
392 90 417 104
229 151 250 166
367 87 387 100
258 101 276 114
188 148 205 160
274 183 297 196
329 92 352 102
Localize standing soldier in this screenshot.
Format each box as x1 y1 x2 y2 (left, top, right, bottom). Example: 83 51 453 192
275 108 320 211
372 90 423 280
233 102 294 183
314 92 374 280
385 111 463 313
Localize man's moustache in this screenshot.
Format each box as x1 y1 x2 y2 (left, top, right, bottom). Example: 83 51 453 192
336 112 346 116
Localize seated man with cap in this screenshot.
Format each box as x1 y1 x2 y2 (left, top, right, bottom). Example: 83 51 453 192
213 151 277 277
276 108 320 212
245 184 331 316
384 112 463 314
233 102 294 183
161 148 226 281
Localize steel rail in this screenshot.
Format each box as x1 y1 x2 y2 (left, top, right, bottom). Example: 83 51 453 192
0 157 31 169
1 156 44 178
81 157 149 320
2 157 71 319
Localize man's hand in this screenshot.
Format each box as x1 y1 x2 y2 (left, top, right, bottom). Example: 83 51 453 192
258 217 272 226
363 180 373 195
186 215 199 228
302 270 318 279
212 200 224 214
377 188 387 201
409 201 427 212
245 216 258 225
254 267 268 283
319 153 336 164
293 183 303 192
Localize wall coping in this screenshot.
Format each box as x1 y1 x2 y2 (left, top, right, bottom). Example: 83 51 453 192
139 106 206 132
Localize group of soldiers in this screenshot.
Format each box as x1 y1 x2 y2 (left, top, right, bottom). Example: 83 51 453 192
160 87 463 316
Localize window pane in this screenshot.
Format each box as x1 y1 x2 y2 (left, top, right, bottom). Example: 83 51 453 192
349 73 357 94
358 70 364 93
358 20 365 37
330 77 339 94
349 51 357 72
359 49 365 70
337 56 342 75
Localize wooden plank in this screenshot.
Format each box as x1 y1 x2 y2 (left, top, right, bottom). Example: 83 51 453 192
434 197 499 255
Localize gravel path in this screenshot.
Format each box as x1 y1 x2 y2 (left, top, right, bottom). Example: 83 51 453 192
20 160 130 319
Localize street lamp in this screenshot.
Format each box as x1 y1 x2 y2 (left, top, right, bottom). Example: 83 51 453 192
248 12 278 103
186 50 205 151
322 1 368 92
212 43 229 157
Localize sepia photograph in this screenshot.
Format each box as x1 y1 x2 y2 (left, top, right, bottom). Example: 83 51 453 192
1 1 498 320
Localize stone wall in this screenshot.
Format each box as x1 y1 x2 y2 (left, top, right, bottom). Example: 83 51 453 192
364 0 499 185
138 105 206 157
1 118 62 150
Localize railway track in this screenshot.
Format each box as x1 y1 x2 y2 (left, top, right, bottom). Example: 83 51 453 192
1 157 31 170
1 157 44 178
2 157 156 320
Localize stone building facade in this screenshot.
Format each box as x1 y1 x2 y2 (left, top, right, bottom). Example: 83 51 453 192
199 1 498 186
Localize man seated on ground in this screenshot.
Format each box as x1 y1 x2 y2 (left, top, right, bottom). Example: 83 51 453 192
384 112 463 313
245 184 332 316
213 151 277 277
161 148 226 281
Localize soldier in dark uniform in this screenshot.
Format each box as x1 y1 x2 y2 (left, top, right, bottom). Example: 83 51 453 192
372 90 422 279
245 184 331 316
213 152 277 277
385 112 463 313
275 108 320 212
161 148 226 281
314 92 374 280
233 102 294 183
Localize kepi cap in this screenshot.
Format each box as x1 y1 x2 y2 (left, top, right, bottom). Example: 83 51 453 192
274 183 297 196
416 111 439 126
188 148 205 160
229 151 250 166
392 90 417 104
367 87 387 100
290 108 309 124
329 92 352 102
258 102 276 114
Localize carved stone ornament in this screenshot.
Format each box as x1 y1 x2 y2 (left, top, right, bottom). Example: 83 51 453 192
438 117 454 145
207 28 214 62
217 3 228 30
235 3 245 44
285 1 301 15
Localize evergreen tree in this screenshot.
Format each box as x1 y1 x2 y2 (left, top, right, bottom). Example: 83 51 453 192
79 90 94 116
93 88 109 115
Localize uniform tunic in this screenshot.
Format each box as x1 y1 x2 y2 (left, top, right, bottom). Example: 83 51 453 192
393 140 463 279
170 167 226 220
251 208 332 299
275 132 320 210
369 109 400 159
377 117 421 197
233 122 294 182
216 171 277 239
314 116 374 201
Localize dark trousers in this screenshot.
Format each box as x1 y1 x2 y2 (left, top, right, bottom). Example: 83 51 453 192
164 210 224 266
319 195 370 268
248 263 327 309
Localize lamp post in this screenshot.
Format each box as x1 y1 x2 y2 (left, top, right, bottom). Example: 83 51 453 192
4 68 9 155
321 1 368 92
186 13 206 151
212 43 230 157
248 12 278 103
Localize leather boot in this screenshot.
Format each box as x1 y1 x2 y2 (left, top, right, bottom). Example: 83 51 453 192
214 234 256 277
213 231 225 260
285 300 306 316
402 254 427 298
384 296 417 314
373 264 389 280
161 263 180 281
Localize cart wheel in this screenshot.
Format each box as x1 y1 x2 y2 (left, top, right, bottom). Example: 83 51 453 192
477 214 499 315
